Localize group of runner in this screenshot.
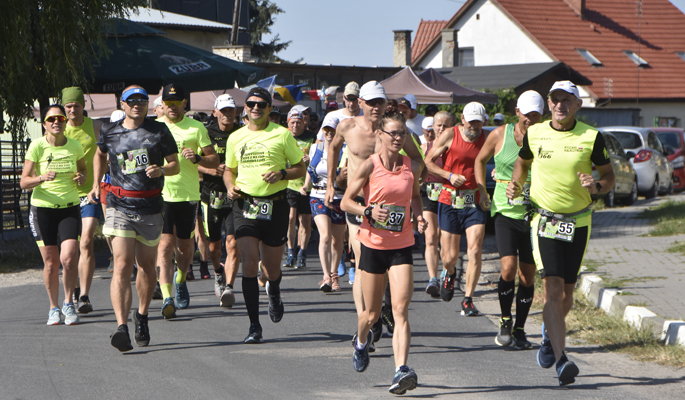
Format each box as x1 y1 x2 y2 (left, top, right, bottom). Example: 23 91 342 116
22 79 613 391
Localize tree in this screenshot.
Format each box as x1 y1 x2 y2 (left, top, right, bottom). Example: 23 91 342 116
0 0 146 143
248 0 298 63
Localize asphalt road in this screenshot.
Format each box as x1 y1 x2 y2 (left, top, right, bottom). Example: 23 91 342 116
2 245 684 399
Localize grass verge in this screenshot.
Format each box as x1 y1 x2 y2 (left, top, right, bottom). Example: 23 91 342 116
638 200 685 236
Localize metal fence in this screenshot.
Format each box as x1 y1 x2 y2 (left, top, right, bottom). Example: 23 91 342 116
1 140 30 236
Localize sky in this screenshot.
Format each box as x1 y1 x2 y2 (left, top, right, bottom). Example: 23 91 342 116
266 0 685 67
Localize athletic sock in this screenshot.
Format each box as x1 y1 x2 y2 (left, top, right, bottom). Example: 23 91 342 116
463 296 472 303
498 277 516 318
268 274 282 297
355 336 367 350
176 270 186 284
287 248 295 257
514 283 535 329
242 277 261 325
118 324 129 333
297 248 306 258
226 283 233 290
214 265 225 275
135 311 148 320
200 260 208 269
161 283 173 299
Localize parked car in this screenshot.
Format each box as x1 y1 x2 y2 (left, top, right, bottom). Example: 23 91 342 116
601 126 674 198
591 130 638 207
653 127 685 192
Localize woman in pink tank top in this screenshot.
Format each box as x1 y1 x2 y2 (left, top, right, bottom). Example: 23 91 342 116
341 111 425 393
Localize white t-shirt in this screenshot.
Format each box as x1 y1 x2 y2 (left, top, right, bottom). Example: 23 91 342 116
308 143 342 199
316 109 362 141
406 114 426 143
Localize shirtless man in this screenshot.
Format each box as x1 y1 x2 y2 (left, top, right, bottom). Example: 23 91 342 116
324 81 424 328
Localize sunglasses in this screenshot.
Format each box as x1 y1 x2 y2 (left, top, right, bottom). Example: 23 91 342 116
163 100 182 107
245 101 269 109
381 129 408 139
365 98 385 107
44 115 66 123
344 96 358 103
125 98 149 107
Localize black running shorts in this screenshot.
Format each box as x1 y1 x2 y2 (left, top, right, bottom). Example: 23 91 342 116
286 188 312 215
29 205 81 247
233 193 289 247
494 213 534 265
162 201 198 239
359 243 413 275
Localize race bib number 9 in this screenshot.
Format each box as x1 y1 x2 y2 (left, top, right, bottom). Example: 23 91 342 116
508 183 531 206
243 199 273 221
537 216 575 242
450 189 476 209
370 203 406 232
118 148 149 175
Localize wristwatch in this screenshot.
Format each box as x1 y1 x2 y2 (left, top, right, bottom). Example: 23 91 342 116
595 181 602 193
279 169 287 180
193 154 202 164
364 206 373 220
160 166 165 176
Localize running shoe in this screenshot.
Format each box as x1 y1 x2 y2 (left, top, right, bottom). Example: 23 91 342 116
461 298 480 316
349 267 355 285
319 277 332 292
352 332 375 353
152 281 163 300
77 295 93 314
185 266 195 281
161 297 177 319
425 277 440 297
258 262 267 287
133 311 150 347
330 273 341 292
352 330 373 372
440 274 455 302
537 323 555 368
174 270 190 309
220 287 235 308
266 283 284 323
512 327 533 350
556 353 579 386
214 272 227 298
371 316 383 343
62 303 79 325
296 255 306 269
337 260 346 277
381 305 395 337
389 365 418 395
107 257 114 273
47 307 61 325
282 254 295 268
199 263 211 279
495 318 513 346
110 325 133 352
244 323 263 344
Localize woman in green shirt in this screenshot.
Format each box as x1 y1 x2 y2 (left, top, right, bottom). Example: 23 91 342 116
21 104 87 326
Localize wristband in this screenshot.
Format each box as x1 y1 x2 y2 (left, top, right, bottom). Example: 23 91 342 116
449 173 453 182
160 167 165 176
39 175 43 182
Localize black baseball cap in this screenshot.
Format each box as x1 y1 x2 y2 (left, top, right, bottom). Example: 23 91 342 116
162 83 185 101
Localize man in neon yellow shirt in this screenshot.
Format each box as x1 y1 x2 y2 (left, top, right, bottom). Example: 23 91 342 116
507 81 615 386
62 87 104 315
157 84 219 318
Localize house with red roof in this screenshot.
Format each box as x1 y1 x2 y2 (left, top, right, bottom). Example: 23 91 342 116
407 0 685 127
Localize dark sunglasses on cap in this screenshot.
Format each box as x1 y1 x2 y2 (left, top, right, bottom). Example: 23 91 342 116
126 98 149 107
246 101 269 109
44 115 66 123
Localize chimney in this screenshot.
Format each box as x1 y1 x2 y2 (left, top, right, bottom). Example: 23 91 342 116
563 0 586 19
393 30 413 67
441 29 458 68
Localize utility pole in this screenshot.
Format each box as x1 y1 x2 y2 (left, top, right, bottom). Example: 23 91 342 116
231 0 241 45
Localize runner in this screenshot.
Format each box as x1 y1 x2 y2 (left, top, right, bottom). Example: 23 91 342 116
21 104 86 326
303 116 346 292
341 111 425 394
420 111 454 297
400 94 425 143
62 87 103 314
316 81 362 142
198 94 241 308
425 102 488 316
506 81 614 385
223 87 306 343
153 97 164 119
157 83 219 318
88 85 180 351
474 90 545 349
283 108 317 269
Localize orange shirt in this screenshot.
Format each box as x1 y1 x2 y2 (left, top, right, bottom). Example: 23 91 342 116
438 126 485 205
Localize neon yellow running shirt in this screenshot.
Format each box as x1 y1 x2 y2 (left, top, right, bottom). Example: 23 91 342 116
64 117 96 197
26 136 84 208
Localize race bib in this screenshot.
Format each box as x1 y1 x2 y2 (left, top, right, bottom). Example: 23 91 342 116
508 183 531 206
118 148 149 175
537 216 575 242
242 198 273 220
209 191 232 210
370 203 406 232
450 189 476 209
427 183 443 202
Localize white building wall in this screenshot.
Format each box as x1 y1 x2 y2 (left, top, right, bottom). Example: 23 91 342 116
611 101 685 128
418 0 554 68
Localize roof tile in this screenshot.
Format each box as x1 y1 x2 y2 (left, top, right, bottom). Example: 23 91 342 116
412 19 449 63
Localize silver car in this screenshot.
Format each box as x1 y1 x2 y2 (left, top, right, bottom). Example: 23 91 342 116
591 130 638 207
601 126 674 198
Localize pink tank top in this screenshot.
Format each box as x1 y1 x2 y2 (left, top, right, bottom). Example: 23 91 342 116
356 154 415 250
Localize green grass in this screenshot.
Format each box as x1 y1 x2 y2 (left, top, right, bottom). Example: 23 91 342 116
639 200 685 236
668 241 685 256
602 276 666 289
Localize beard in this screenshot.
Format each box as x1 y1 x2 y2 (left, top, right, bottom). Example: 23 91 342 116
464 126 481 141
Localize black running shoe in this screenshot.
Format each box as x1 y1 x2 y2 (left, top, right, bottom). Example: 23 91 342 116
110 325 133 352
371 316 383 343
461 298 480 316
512 327 533 350
133 311 150 347
556 353 579 386
244 324 264 344
77 295 93 314
267 284 284 323
389 365 418 395
381 305 395 337
440 274 456 302
495 318 513 346
352 330 373 372
152 282 163 300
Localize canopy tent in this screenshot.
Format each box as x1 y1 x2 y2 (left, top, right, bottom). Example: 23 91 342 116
418 68 498 104
86 20 264 95
380 67 454 104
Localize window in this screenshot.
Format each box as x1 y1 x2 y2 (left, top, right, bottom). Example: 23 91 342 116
576 49 603 67
654 116 679 128
677 52 685 62
647 132 663 153
459 48 474 67
601 132 616 155
623 50 649 67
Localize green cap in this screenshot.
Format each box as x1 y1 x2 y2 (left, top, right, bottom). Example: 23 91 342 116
62 87 85 106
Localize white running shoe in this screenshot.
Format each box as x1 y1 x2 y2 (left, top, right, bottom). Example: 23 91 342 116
47 308 61 325
62 303 80 325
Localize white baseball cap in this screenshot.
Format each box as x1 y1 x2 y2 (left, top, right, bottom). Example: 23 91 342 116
110 110 126 122
153 97 162 108
422 117 434 130
292 104 311 114
493 113 504 122
322 114 340 130
404 94 418 110
517 90 545 115
549 80 581 100
287 108 303 121
359 81 387 101
214 94 236 110
462 102 486 122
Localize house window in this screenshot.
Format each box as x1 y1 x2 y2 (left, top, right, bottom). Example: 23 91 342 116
575 48 603 67
654 117 679 128
623 50 649 67
677 52 685 62
459 48 474 67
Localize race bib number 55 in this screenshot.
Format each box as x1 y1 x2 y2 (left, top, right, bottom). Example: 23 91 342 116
537 216 575 242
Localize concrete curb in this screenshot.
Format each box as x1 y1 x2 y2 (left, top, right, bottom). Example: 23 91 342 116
579 272 685 345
